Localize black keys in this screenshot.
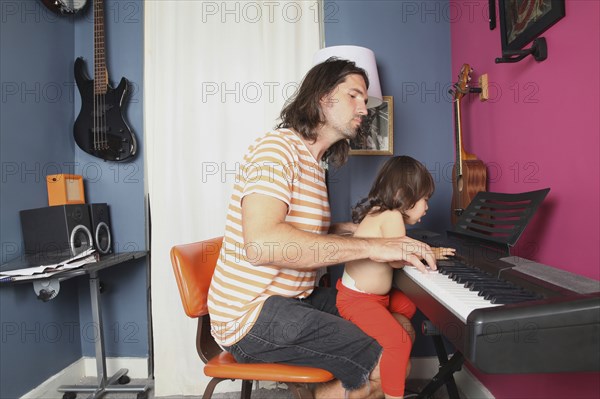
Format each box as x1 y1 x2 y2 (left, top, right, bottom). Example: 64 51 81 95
438 260 542 305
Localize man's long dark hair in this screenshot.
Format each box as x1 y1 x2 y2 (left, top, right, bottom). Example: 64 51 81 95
276 57 369 167
352 156 435 223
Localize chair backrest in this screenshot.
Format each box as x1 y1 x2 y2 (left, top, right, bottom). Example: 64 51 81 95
170 236 223 318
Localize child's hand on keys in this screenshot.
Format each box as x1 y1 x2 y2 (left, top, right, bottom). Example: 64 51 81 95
432 247 456 260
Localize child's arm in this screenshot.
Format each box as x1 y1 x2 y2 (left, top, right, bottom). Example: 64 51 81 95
379 210 407 239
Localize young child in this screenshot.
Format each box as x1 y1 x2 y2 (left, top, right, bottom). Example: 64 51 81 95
336 155 455 399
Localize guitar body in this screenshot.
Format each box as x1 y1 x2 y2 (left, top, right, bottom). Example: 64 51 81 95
74 57 137 162
451 158 487 225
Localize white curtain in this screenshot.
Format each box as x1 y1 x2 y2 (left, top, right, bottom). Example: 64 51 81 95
144 1 321 396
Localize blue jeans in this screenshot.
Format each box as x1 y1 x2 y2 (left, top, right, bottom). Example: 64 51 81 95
225 287 382 391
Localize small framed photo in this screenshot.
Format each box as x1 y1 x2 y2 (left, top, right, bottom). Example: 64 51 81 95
498 0 565 52
350 96 393 155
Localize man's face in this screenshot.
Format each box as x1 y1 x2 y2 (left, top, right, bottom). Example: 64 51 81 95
320 74 368 139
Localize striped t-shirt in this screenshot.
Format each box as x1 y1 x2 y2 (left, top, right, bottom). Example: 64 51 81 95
207 129 331 346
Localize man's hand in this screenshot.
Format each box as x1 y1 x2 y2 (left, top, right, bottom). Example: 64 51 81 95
369 236 436 273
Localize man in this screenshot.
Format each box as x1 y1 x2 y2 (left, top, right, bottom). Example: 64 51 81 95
207 58 436 398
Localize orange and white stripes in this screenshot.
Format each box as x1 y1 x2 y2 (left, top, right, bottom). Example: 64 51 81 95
207 129 330 346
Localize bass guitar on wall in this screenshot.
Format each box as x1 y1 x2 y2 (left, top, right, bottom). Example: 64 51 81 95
74 0 137 162
450 64 487 225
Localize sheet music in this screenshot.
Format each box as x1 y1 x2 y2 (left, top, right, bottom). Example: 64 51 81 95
2 270 63 282
0 248 97 278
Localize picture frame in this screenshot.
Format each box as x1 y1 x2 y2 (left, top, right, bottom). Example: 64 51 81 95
350 96 393 155
498 0 565 52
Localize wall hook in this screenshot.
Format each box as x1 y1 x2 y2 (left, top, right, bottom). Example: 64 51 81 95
495 37 547 64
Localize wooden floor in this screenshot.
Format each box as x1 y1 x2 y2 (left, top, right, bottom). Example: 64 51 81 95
39 377 460 399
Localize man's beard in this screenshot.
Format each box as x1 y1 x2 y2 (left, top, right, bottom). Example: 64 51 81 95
341 116 365 140
346 116 370 143
342 126 359 140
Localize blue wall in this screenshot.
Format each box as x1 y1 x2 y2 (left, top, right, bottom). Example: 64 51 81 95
324 0 453 355
325 0 453 228
0 1 147 397
72 0 147 359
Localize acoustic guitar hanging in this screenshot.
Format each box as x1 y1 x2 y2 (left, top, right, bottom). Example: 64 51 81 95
74 0 137 162
450 64 487 225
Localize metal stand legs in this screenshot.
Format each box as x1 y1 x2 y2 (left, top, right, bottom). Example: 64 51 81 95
415 321 464 399
57 272 149 399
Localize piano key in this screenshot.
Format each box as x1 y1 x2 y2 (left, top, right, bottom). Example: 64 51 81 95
483 291 537 301
466 280 514 290
438 259 543 302
400 266 502 323
401 259 547 320
489 295 541 304
454 274 494 284
479 287 538 297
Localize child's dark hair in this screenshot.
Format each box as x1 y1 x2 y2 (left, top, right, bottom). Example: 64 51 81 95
352 156 435 223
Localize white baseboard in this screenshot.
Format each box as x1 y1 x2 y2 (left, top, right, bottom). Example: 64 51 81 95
83 356 148 379
454 367 494 399
21 358 86 399
21 357 149 399
408 356 445 380
408 357 495 399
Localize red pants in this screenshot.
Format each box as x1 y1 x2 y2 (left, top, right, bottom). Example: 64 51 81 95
336 280 416 397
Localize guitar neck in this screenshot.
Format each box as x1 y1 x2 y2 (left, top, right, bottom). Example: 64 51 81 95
454 98 463 176
94 0 108 94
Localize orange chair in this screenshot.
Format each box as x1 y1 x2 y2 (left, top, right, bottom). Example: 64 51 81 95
170 237 334 399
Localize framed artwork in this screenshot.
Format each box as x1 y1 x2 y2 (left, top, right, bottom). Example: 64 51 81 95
350 96 393 155
498 0 565 52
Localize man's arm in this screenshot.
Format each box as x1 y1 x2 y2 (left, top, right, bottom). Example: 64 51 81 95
379 210 435 273
328 222 357 236
241 193 436 270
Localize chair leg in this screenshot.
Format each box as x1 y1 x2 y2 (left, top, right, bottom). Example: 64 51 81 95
202 377 227 399
240 380 253 399
287 383 314 399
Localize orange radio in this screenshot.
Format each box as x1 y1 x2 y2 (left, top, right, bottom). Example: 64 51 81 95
46 174 85 206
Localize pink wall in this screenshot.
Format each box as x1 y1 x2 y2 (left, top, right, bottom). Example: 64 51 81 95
450 1 600 398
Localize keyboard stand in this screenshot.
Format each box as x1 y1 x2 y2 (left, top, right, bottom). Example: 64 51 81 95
415 321 464 399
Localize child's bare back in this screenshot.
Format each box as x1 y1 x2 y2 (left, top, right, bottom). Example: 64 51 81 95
345 209 405 295
345 207 456 295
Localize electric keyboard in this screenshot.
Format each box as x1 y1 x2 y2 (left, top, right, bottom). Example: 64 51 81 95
400 266 501 325
394 189 600 375
396 254 600 374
